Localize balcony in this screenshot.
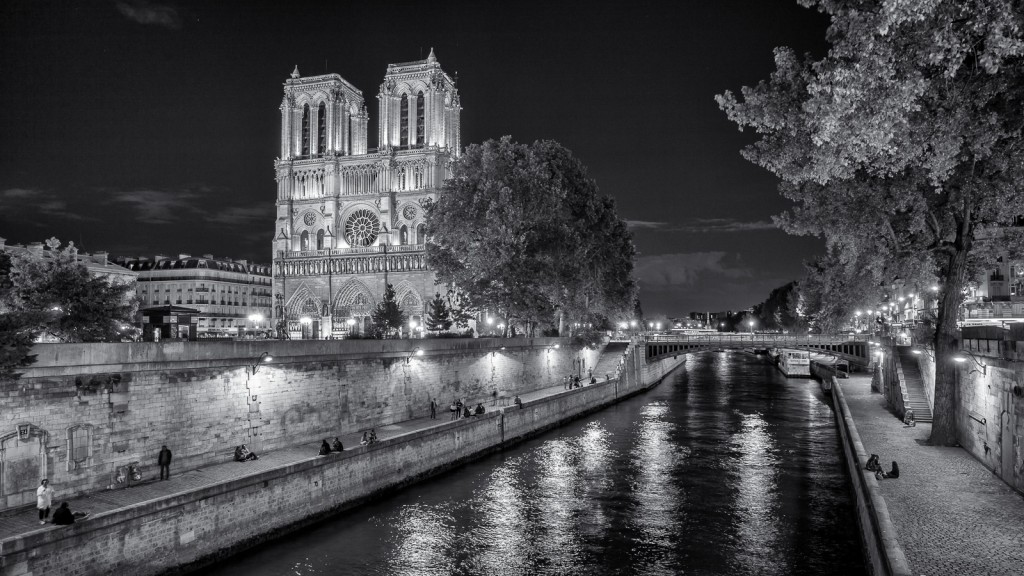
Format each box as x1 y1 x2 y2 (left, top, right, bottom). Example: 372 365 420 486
281 244 425 259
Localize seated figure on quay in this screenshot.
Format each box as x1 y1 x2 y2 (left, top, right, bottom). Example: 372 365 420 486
235 444 259 462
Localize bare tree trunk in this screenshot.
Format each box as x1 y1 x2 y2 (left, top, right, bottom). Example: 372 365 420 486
930 246 970 446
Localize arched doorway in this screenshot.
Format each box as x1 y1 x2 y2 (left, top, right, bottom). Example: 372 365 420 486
300 298 320 339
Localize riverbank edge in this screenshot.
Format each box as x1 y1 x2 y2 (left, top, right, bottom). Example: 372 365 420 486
0 354 685 576
832 378 913 576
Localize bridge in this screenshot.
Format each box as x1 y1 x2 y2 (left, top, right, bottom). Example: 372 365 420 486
644 334 871 366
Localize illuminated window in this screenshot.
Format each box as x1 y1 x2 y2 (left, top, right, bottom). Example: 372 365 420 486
400 94 409 147
416 92 424 144
300 230 310 251
301 104 311 157
317 102 326 155
316 229 325 250
400 225 409 245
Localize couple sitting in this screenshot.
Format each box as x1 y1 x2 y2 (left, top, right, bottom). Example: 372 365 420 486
318 437 344 455
52 502 89 525
234 444 259 462
865 454 900 479
360 429 378 445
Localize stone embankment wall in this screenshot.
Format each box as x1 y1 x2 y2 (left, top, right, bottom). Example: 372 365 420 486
0 338 600 512
884 326 1024 493
0 344 685 576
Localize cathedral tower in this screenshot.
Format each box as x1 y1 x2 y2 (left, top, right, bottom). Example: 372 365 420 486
272 51 462 339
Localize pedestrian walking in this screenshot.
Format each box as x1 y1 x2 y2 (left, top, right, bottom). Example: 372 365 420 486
158 445 173 480
430 398 437 419
37 479 54 524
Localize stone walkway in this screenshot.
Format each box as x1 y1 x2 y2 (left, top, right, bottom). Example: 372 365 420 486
0 381 573 542
842 374 1024 576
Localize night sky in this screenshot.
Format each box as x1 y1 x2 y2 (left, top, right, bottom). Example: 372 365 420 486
0 0 829 318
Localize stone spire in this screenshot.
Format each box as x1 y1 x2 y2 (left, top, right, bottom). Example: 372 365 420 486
291 65 300 79
426 47 436 63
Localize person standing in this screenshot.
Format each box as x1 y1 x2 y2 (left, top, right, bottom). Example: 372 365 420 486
37 479 54 525
158 445 173 481
430 398 437 420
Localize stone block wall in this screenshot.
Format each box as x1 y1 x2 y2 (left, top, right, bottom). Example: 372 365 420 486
0 343 687 576
0 338 601 512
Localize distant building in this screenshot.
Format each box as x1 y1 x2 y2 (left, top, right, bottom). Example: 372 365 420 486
0 236 138 288
272 50 461 339
679 311 735 329
116 254 272 337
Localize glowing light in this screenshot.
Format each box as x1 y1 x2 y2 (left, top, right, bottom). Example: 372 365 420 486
299 316 312 325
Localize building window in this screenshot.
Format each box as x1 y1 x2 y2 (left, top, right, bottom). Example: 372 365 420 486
414 167 424 189
400 94 409 147
301 104 311 157
416 92 425 144
316 229 325 250
348 116 353 153
317 102 326 155
301 230 310 251
400 225 409 245
416 223 426 244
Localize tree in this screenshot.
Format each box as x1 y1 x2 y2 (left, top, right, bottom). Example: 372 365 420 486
445 288 475 331
370 283 407 338
425 292 453 332
717 0 1024 444
4 238 138 346
0 251 41 380
426 137 638 336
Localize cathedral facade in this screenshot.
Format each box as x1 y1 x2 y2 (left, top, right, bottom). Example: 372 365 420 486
272 49 461 338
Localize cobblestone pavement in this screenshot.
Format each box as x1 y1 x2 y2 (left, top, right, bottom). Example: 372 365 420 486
842 375 1024 576
0 380 584 542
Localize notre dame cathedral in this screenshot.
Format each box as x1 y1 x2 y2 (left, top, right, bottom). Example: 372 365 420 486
272 49 461 339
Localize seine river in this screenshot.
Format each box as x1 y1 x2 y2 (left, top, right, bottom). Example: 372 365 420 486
206 351 865 576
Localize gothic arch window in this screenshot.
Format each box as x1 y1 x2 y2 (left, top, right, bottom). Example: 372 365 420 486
300 230 310 251
317 102 326 155
67 425 93 470
416 92 425 144
316 229 325 250
416 223 426 244
400 225 409 245
301 104 311 157
400 94 409 147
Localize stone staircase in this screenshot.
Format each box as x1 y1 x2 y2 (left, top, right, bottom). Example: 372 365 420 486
593 341 629 379
896 346 933 423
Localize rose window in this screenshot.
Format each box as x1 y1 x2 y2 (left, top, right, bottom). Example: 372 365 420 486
303 212 316 226
402 205 417 220
345 210 380 246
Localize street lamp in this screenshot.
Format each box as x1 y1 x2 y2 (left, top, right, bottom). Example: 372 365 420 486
409 319 418 339
748 319 755 333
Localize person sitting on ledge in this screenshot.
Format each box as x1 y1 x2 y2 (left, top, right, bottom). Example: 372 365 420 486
235 444 258 462
463 405 471 419
514 395 523 409
52 502 75 525
369 429 378 444
318 439 331 456
884 459 901 477
360 431 369 446
865 454 881 473
332 437 344 452
474 403 485 415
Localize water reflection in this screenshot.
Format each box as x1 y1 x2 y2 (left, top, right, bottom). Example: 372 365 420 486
628 402 687 575
204 353 865 576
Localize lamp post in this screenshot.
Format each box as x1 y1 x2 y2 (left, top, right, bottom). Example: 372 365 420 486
748 319 755 334
299 316 312 340
248 313 264 339
409 319 418 339
346 317 356 338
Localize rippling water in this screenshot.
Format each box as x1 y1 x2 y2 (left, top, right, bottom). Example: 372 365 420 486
206 351 865 576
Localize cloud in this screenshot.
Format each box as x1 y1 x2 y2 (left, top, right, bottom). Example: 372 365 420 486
115 1 181 29
627 217 778 234
206 206 274 226
672 218 777 233
625 220 667 230
634 252 752 287
1 188 42 199
109 189 201 224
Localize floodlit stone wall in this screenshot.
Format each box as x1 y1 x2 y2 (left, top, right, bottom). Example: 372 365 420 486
0 338 602 512
0 343 686 576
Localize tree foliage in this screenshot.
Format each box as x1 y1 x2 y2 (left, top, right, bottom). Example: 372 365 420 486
425 292 453 332
4 239 138 344
426 137 637 336
718 0 1024 444
370 283 407 338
